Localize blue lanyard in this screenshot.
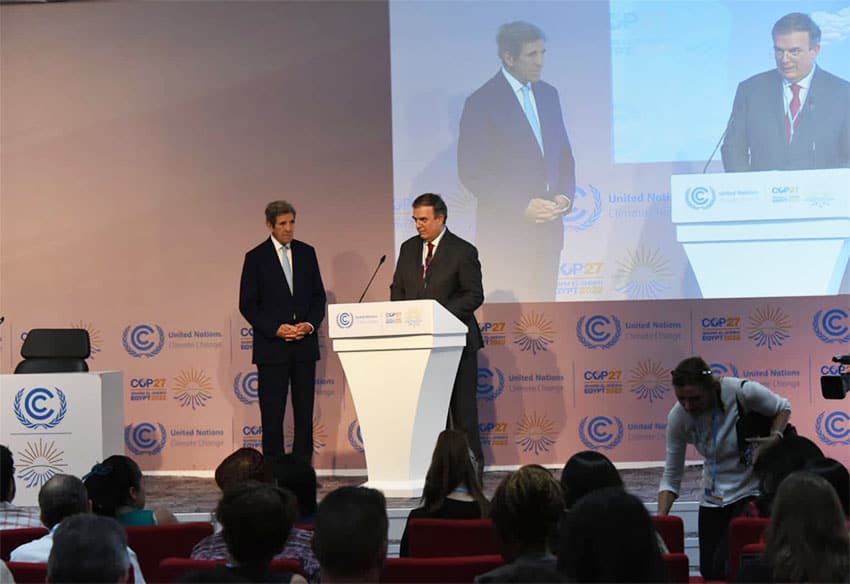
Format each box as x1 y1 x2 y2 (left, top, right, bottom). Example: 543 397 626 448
708 407 720 490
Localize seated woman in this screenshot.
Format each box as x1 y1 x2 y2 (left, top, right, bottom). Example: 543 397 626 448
399 430 489 556
83 454 177 526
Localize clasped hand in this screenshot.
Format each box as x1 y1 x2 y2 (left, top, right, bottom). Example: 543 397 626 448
276 323 312 341
525 196 572 223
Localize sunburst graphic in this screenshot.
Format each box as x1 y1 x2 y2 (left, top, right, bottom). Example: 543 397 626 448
628 359 670 403
171 368 214 409
16 439 67 489
613 247 674 299
70 321 102 358
747 306 792 350
513 312 555 354
515 412 557 456
285 416 328 454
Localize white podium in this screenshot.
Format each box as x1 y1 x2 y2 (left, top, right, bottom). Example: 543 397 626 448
672 169 850 298
0 371 124 506
329 300 467 497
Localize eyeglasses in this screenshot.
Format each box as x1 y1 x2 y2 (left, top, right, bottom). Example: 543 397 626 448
774 47 808 59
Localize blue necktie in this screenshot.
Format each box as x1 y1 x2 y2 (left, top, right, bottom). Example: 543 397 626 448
521 84 544 153
281 244 293 293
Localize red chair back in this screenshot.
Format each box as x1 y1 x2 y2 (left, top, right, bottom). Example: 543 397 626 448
651 515 684 553
0 527 48 561
381 555 504 583
728 516 769 581
125 522 213 582
158 557 304 583
406 518 501 557
662 552 689 584
5 561 48 584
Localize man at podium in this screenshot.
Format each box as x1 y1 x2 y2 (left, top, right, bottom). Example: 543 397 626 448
390 193 485 469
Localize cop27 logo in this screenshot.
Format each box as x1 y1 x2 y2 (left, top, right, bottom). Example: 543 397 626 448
336 312 353 329
477 367 505 401
815 411 850 446
124 422 167 456
562 185 603 231
122 324 165 358
14 387 68 430
685 186 716 210
233 371 259 405
812 309 850 344
347 420 364 453
576 314 622 349
578 415 624 451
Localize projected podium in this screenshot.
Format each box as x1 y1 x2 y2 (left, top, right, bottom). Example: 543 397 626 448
672 169 850 298
329 300 467 497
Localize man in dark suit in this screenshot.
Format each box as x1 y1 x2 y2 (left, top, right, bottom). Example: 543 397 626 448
721 12 850 172
239 201 326 463
458 21 575 303
390 193 485 467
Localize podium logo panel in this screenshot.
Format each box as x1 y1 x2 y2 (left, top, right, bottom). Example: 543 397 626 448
14 387 67 430
684 186 716 210
15 439 67 489
336 312 353 329
813 309 850 344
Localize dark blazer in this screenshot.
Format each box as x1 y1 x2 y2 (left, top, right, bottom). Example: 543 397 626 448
721 67 850 172
239 237 326 365
390 229 484 352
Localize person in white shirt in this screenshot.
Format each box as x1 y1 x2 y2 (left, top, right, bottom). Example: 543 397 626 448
48 513 130 583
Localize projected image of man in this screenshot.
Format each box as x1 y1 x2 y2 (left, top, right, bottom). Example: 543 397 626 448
458 21 575 302
721 12 850 172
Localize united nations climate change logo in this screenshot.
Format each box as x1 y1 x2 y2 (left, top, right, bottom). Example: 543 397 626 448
685 186 716 210
515 412 556 456
14 387 68 430
628 360 669 403
813 309 850 344
710 362 739 377
477 367 505 401
562 185 603 231
70 321 102 359
286 416 327 454
233 371 259 405
578 415 624 451
746 305 791 350
125 422 167 456
122 324 165 358
15 439 67 489
347 420 364 453
513 312 555 354
815 411 850 446
172 368 214 410
576 314 621 350
613 247 673 300
336 312 353 329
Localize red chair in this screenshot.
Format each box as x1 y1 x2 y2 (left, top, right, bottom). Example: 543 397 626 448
652 515 685 553
158 557 304 583
406 518 501 557
125 522 214 582
381 555 504 583
5 561 48 584
0 527 48 561
662 552 690 584
728 516 769 581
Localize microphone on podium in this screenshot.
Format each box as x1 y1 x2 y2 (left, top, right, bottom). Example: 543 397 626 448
358 255 387 303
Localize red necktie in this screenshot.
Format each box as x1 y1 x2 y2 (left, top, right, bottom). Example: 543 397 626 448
786 83 801 143
421 242 434 282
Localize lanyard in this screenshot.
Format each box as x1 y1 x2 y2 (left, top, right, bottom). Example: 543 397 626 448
708 407 720 490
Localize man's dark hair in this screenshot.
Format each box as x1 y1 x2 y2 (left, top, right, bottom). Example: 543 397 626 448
313 486 388 580
47 513 129 583
412 193 448 220
1 445 15 502
39 474 89 529
83 455 142 518
490 464 563 553
214 448 269 493
272 454 318 519
773 12 821 47
497 21 545 60
559 450 623 509
671 356 716 392
265 200 297 224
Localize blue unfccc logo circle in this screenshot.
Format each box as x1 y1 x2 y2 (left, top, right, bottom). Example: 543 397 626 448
685 186 716 210
122 324 165 358
813 309 850 344
14 387 68 429
347 420 364 453
124 422 167 455
578 415 624 450
233 372 259 405
576 314 622 349
816 411 850 446
477 367 505 401
337 312 353 329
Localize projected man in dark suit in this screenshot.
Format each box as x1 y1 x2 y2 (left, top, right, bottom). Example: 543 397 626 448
721 12 850 172
458 21 576 303
239 200 326 463
390 193 485 467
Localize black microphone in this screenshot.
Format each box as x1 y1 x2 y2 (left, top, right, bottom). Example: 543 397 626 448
358 255 386 303
832 354 850 365
0 316 4 325
703 124 729 173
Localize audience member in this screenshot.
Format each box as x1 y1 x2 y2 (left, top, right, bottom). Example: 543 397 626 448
83 454 177 526
191 448 319 583
400 430 490 556
47 513 130 583
558 487 667 583
803 457 850 519
475 465 564 583
737 472 849 583
313 486 388 583
748 435 824 517
10 474 146 583
0 444 42 528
